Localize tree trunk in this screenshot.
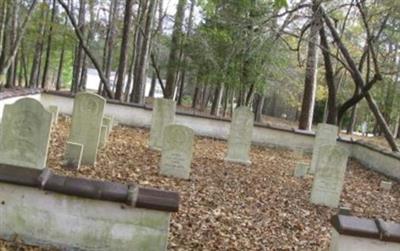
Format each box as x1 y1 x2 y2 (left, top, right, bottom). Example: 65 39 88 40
323 7 399 152
298 2 321 130
41 0 57 89
58 0 114 98
319 23 337 125
115 0 134 100
346 105 357 134
5 1 18 88
210 84 224 116
192 83 199 109
131 0 157 104
254 93 265 122
0 0 37 85
30 5 47 88
164 0 186 99
71 0 85 93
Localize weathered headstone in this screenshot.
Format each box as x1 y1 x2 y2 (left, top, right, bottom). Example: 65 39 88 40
0 98 52 169
67 92 106 165
103 115 114 136
160 125 194 179
99 125 108 148
48 105 59 125
63 142 83 169
294 162 309 177
225 106 254 165
380 181 392 191
149 98 176 150
309 123 338 174
310 145 349 208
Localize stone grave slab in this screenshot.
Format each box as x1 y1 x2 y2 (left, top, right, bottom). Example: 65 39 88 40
48 105 59 125
309 123 338 174
160 125 194 179
103 115 114 135
0 98 52 169
99 125 108 149
149 98 176 150
310 145 349 208
67 92 106 165
380 181 392 191
63 142 83 169
225 106 254 165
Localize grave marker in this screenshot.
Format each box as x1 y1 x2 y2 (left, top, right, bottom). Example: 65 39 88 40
64 142 83 169
67 92 106 165
310 145 349 208
103 115 114 135
225 106 254 165
149 98 176 150
48 105 59 125
0 98 52 169
160 125 194 179
99 125 108 148
309 123 338 174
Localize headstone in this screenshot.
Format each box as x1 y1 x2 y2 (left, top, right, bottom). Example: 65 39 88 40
149 98 176 150
99 125 108 148
63 142 83 169
0 98 52 169
294 162 309 177
160 125 194 179
380 181 392 191
48 105 59 125
310 145 349 208
309 123 338 174
225 106 254 165
103 115 114 136
67 92 106 165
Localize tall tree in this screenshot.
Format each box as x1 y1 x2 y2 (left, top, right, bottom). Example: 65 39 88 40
131 0 157 103
298 0 321 130
115 0 134 100
41 0 57 89
164 0 187 99
0 0 37 86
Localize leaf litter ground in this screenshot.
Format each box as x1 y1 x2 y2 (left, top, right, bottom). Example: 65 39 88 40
1 116 399 250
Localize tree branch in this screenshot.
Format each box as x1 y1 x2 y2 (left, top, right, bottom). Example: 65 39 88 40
57 0 114 98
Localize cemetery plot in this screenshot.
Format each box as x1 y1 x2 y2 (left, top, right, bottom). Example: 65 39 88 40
2 116 400 250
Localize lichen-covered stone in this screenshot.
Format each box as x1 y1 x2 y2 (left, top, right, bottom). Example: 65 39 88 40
0 98 52 169
310 145 349 208
160 124 194 179
68 92 105 165
225 106 254 165
149 98 176 150
64 142 83 169
309 123 338 174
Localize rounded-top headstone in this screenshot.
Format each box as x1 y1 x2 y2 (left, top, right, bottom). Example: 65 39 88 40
68 92 106 165
160 124 194 179
0 98 52 169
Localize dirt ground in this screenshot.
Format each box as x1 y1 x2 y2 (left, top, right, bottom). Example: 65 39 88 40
1 116 399 250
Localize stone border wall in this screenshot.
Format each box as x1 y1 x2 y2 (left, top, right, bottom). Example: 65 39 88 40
0 89 399 180
329 214 400 250
0 162 179 250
